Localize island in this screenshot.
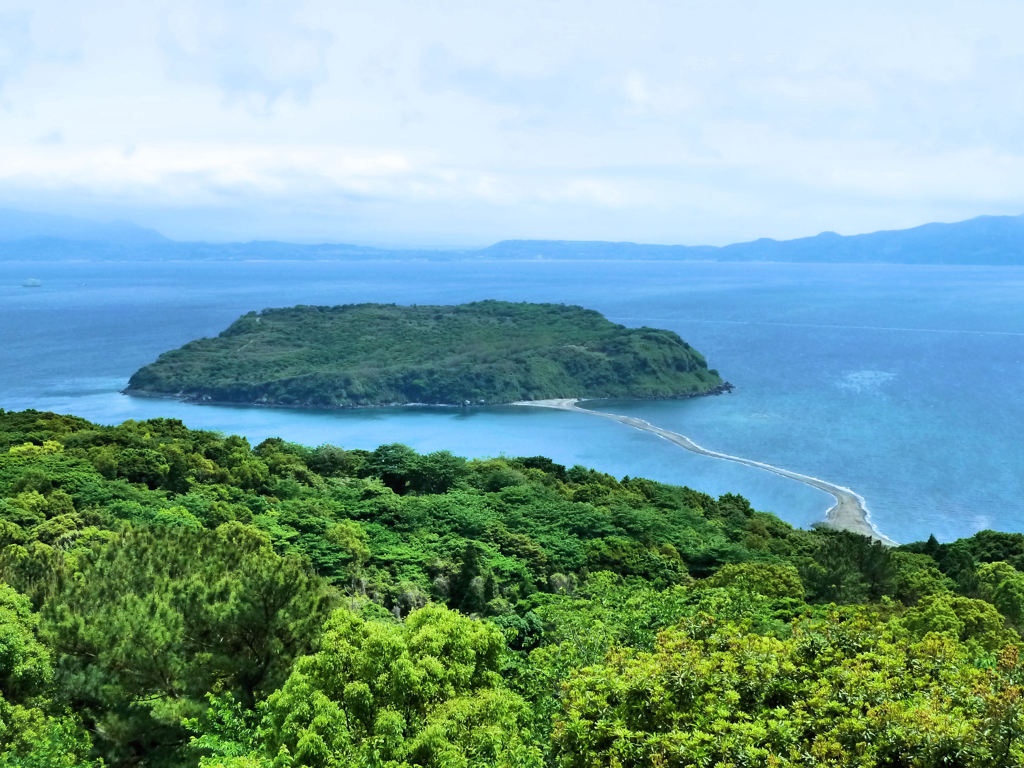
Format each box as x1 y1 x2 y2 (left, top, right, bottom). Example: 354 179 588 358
124 300 730 408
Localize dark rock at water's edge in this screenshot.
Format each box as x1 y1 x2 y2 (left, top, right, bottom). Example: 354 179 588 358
123 380 736 410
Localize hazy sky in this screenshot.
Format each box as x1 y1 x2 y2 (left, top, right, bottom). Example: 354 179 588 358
2 1 1023 245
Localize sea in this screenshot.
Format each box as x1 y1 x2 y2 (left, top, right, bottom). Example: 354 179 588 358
2 257 1022 544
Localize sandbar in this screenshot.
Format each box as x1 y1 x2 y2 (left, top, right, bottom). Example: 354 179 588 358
514 398 893 544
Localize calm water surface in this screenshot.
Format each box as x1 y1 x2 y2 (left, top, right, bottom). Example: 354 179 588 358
2 258 1022 543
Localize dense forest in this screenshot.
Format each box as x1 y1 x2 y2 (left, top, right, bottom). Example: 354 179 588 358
2 408 1024 766
125 301 727 408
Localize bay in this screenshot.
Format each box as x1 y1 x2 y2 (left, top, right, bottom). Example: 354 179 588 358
2 257 1022 543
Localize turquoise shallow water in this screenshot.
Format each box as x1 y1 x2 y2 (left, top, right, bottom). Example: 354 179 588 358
1 258 1022 543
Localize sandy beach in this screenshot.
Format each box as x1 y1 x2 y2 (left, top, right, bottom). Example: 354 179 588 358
514 398 893 544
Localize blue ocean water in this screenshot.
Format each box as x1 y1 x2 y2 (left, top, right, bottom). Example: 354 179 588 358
1 258 1022 543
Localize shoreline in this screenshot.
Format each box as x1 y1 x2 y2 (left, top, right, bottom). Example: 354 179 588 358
514 398 894 544
122 387 887 540
120 381 733 411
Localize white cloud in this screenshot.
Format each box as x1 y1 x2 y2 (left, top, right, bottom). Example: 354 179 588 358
0 0 1023 244
621 71 703 116
0 10 32 94
0 144 416 202
159 1 333 112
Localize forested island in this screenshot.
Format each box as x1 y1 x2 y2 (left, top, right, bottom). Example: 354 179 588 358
3 409 1024 766
125 301 728 408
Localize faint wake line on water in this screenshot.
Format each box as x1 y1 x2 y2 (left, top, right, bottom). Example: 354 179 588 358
612 317 1024 337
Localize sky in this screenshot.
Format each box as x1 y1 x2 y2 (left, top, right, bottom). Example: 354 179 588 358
1 1 1023 246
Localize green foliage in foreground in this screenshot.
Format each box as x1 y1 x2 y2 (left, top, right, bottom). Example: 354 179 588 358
2 408 1024 767
125 301 725 407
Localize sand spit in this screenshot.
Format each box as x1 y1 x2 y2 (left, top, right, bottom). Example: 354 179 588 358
514 398 893 544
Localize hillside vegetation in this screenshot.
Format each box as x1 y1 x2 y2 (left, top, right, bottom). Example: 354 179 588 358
2 409 1024 766
125 301 727 408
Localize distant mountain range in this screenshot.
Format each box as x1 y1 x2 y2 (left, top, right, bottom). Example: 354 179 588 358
2 209 1023 265
483 214 1024 264
0 208 167 246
